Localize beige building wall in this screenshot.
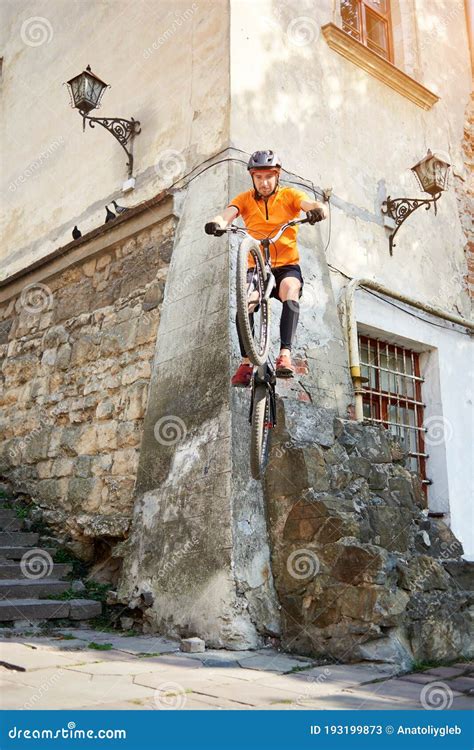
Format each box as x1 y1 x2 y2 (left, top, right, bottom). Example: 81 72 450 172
0 0 229 279
230 0 471 315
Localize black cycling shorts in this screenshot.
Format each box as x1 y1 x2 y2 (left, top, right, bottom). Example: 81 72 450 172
247 263 304 301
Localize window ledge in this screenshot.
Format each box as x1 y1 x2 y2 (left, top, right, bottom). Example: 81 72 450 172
321 23 439 110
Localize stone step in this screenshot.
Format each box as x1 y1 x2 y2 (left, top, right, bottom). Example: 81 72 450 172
0 546 56 560
0 510 22 529
0 579 71 599
0 531 39 546
0 598 102 622
0 562 72 579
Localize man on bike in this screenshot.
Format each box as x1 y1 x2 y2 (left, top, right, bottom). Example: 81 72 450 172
205 149 328 385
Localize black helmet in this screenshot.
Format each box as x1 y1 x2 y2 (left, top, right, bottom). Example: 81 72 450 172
247 150 282 170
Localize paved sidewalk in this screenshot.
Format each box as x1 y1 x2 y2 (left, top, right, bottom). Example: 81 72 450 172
0 628 472 711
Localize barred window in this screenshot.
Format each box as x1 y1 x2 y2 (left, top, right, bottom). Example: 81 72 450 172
341 0 393 61
359 335 428 491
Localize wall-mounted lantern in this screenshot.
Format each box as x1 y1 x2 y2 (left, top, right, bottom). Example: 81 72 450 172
381 149 450 255
65 65 141 178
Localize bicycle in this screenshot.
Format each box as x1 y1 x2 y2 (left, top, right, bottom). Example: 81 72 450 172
215 218 310 479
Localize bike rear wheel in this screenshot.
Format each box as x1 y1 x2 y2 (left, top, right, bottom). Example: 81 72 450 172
250 384 272 480
236 237 270 366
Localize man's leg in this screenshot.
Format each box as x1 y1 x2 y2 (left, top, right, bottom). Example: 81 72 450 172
276 277 301 376
231 288 260 386
278 277 301 355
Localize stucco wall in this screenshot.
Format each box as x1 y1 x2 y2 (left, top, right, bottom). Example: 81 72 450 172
0 0 229 279
230 0 471 315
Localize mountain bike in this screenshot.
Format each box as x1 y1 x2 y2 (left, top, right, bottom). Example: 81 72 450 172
216 218 309 479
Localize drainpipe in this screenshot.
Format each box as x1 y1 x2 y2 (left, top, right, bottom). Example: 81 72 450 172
344 278 474 421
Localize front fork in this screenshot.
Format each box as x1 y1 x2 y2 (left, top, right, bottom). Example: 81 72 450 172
248 361 277 427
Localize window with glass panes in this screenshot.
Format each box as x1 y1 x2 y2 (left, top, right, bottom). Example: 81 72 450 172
341 0 393 61
359 335 428 490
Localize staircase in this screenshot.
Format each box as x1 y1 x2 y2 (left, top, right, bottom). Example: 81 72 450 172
0 500 101 625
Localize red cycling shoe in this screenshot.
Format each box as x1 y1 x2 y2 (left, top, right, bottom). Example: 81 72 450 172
231 363 253 387
275 353 295 377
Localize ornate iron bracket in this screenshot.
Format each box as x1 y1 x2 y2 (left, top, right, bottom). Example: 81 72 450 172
381 193 441 256
80 111 141 178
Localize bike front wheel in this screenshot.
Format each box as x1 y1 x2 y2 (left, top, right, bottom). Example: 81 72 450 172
236 237 270 367
250 384 272 480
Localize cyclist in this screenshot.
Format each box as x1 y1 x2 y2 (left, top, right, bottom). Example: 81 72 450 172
205 149 328 386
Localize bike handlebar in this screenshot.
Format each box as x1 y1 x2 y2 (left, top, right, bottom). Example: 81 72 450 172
218 216 310 244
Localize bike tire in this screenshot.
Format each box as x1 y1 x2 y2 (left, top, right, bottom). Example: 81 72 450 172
236 237 270 366
250 384 272 481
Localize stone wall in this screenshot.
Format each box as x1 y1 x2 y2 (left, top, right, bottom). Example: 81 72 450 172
0 215 176 566
265 398 473 669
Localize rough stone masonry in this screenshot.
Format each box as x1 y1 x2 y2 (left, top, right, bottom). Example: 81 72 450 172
0 214 176 572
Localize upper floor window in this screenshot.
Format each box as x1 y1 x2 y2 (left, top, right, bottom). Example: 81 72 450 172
341 0 393 62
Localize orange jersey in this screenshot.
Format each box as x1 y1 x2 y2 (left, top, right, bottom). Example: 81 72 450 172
228 186 309 267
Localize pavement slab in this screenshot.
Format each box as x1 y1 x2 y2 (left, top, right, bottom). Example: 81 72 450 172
398 672 443 684
65 660 190 677
181 649 257 664
133 670 227 691
450 695 474 709
79 700 153 710
236 653 317 673
445 676 474 693
57 629 180 655
1 629 472 711
422 666 466 678
186 680 314 708
289 663 399 688
341 679 463 709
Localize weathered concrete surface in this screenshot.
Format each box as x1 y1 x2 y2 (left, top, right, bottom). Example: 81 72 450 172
117 167 280 648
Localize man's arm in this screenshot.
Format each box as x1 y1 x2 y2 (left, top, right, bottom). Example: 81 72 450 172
204 205 239 236
210 205 239 228
300 198 328 220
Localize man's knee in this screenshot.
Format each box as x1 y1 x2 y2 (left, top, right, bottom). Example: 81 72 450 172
279 278 301 302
